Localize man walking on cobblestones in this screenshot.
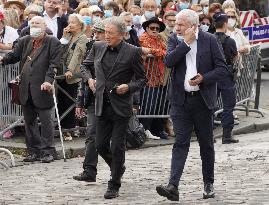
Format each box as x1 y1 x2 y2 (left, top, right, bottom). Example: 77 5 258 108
156 9 228 201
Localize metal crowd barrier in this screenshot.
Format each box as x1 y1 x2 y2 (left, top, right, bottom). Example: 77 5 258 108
0 63 23 139
137 45 262 118
0 44 263 138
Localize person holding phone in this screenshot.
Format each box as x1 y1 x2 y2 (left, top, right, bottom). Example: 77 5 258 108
57 14 88 140
156 9 229 201
43 0 68 39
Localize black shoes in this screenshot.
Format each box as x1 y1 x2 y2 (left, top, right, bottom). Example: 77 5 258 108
156 184 179 201
203 183 215 199
104 187 119 199
73 172 96 182
40 154 54 163
222 128 239 144
23 153 40 162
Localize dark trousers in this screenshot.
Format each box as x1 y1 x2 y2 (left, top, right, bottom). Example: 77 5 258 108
95 104 129 189
22 96 56 157
83 104 98 178
218 78 236 129
169 93 215 187
57 80 78 129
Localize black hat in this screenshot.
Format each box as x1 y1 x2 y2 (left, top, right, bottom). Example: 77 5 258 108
213 12 228 23
142 17 166 32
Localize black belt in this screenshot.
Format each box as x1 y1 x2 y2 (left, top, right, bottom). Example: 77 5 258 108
185 90 200 97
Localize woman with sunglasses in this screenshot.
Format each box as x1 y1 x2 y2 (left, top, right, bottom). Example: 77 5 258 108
139 17 169 140
225 8 250 54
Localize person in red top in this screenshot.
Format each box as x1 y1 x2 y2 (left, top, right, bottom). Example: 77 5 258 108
139 17 169 140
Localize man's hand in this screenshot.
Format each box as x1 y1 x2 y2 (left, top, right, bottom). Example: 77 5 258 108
184 26 196 45
142 47 150 55
88 78 96 93
75 107 84 117
189 73 203 86
65 71 73 79
41 82 53 92
116 84 129 95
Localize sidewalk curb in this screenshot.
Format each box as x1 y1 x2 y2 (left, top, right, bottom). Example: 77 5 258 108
2 122 269 159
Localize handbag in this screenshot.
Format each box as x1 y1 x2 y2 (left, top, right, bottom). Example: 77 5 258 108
126 113 147 149
8 76 21 105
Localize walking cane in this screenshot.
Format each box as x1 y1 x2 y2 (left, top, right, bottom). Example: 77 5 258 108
52 81 67 162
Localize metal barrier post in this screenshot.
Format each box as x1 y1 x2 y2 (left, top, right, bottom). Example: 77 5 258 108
255 57 262 110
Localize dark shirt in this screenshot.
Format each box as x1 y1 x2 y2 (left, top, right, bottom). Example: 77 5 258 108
102 41 123 103
125 28 140 47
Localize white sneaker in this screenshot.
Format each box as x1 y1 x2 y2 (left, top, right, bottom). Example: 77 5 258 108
145 130 160 140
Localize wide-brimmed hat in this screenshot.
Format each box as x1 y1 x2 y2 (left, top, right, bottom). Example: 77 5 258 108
4 0 26 10
142 17 166 32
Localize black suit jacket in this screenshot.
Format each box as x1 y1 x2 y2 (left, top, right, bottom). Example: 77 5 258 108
81 41 146 117
3 35 62 109
165 30 229 112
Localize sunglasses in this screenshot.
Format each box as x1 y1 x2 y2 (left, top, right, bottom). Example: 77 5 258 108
201 22 210 26
149 26 160 31
227 15 236 19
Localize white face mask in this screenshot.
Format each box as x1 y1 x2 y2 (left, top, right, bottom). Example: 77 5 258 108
200 24 209 32
177 34 184 41
30 27 43 38
228 18 236 28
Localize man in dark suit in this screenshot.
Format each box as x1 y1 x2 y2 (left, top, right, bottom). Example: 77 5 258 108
81 17 146 199
156 9 229 201
0 16 62 163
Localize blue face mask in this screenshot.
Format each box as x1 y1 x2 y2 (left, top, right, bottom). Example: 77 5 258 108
104 9 113 18
203 6 209 15
144 10 155 20
133 15 141 25
200 24 209 32
178 2 189 10
177 34 184 42
82 16 92 26
126 25 132 32
103 0 110 5
89 0 99 5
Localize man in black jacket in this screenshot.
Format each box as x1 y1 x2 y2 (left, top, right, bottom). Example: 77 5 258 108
81 17 146 199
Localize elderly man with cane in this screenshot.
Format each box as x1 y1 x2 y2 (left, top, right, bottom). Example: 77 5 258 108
0 16 62 163
81 17 146 199
156 9 229 201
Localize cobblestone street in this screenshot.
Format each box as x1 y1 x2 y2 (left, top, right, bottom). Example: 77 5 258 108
1 130 269 205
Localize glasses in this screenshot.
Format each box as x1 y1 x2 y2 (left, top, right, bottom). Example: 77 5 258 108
201 22 210 26
227 15 236 19
149 26 160 31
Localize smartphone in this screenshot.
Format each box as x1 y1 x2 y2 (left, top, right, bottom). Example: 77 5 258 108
190 75 198 80
110 84 119 93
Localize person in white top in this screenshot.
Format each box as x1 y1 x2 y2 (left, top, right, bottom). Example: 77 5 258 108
0 12 19 53
43 0 60 38
225 8 250 54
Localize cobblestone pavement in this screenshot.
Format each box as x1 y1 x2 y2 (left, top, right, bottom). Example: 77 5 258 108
1 130 269 205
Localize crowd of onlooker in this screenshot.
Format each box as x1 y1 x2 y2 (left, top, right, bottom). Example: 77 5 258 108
0 0 250 140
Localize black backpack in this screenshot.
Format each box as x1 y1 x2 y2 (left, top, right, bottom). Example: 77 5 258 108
126 114 147 149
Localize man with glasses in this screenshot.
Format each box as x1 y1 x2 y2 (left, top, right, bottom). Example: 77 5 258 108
81 17 146 199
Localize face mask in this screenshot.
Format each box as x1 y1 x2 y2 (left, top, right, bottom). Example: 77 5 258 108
30 27 42 38
228 18 236 28
60 37 70 45
36 5 44 13
144 10 155 20
89 0 99 5
178 2 189 10
92 16 101 24
200 24 209 32
104 9 113 18
82 16 92 26
103 0 110 5
203 6 209 15
126 25 132 32
133 15 141 25
177 34 184 42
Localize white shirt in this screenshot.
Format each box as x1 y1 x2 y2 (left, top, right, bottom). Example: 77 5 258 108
226 28 250 52
2 26 19 45
43 11 59 38
184 30 199 92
